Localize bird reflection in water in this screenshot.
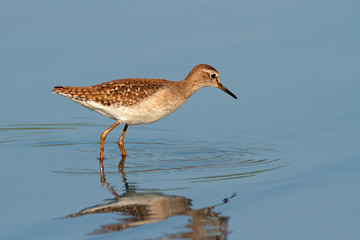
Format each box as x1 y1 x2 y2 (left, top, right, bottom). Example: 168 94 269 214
66 158 233 238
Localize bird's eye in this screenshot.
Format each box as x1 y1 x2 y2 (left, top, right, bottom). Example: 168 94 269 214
211 74 216 79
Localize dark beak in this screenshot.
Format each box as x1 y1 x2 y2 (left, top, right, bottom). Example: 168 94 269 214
217 83 237 99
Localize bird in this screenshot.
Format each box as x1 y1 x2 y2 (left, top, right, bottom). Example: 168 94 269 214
52 64 237 167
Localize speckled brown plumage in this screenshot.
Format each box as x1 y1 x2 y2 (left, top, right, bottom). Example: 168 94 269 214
53 78 170 107
52 64 237 166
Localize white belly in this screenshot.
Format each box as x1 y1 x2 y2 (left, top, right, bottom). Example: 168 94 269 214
74 88 185 126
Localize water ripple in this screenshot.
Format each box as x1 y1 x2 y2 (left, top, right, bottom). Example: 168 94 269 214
103 141 286 182
1 122 287 182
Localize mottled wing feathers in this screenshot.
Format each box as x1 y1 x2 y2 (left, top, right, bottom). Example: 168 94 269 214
52 78 168 107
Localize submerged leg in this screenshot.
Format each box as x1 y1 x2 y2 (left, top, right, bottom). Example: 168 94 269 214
118 124 128 156
118 155 126 171
99 121 120 168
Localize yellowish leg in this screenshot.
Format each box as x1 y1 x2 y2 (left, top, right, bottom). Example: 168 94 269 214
119 155 127 170
118 158 127 183
99 121 120 168
118 124 128 156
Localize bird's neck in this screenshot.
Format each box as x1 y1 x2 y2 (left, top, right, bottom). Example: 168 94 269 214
177 77 204 99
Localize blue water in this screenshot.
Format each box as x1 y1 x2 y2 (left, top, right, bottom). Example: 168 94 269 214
1 1 360 239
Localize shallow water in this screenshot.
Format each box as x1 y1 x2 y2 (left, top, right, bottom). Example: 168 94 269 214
2 120 359 239
1 122 286 238
1 1 360 239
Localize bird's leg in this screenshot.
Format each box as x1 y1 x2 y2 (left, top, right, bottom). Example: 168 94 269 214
118 124 128 157
119 155 126 170
99 121 120 168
